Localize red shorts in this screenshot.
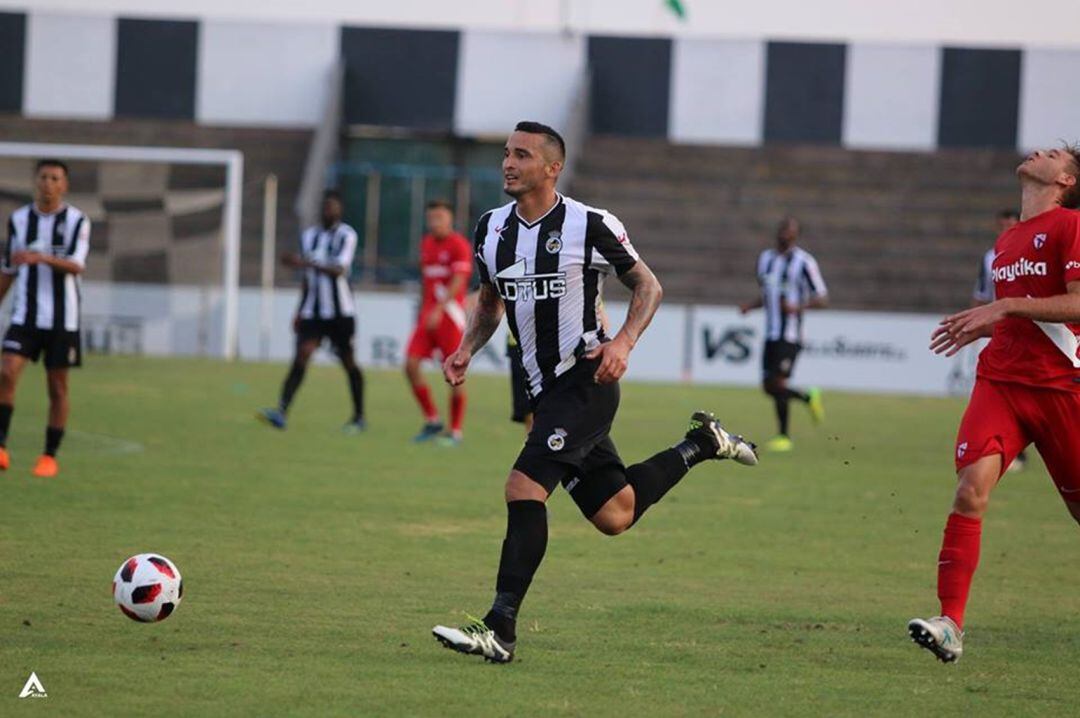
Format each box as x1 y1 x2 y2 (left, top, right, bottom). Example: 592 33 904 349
956 378 1080 498
406 311 464 360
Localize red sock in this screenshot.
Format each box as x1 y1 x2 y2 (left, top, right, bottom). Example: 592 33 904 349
450 391 466 435
412 384 439 422
937 512 982 628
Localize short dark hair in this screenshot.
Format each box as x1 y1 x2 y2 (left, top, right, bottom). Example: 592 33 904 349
36 158 68 176
322 189 343 203
514 121 566 161
425 198 454 213
997 209 1019 221
1061 143 1080 210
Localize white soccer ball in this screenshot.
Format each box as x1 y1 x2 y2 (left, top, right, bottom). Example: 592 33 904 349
112 553 183 623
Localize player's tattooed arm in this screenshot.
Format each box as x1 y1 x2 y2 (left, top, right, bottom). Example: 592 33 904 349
587 260 663 384
461 283 505 355
444 284 503 386
614 260 663 348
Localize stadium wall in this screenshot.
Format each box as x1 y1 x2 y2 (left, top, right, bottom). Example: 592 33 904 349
77 282 977 398
9 0 1080 48
3 10 1080 150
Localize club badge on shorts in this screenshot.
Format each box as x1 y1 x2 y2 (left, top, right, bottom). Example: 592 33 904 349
547 428 567 451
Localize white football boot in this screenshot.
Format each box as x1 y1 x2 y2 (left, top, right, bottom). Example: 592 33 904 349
688 411 759 466
433 618 515 664
908 616 963 663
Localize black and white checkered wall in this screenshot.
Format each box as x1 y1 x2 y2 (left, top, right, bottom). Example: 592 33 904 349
3 10 1080 151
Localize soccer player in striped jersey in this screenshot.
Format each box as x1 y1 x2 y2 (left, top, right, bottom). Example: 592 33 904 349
739 218 828 452
405 200 472 445
258 190 365 432
911 145 1080 663
0 159 90 477
431 121 758 663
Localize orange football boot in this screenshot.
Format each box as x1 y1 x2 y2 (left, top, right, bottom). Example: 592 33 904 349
32 455 58 478
0 447 8 471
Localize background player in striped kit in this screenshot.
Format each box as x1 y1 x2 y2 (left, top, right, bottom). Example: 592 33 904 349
973 209 1026 472
258 190 365 432
973 210 1020 307
405 199 473 445
739 217 828 452
430 122 758 663
0 159 90 477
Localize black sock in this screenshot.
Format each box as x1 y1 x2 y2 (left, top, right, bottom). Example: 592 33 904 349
773 394 790 436
626 448 690 524
0 403 13 447
346 365 365 421
485 500 548 642
45 426 64 457
787 387 810 403
673 427 718 469
279 361 306 412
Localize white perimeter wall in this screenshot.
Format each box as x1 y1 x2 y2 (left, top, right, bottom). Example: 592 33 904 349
78 282 980 398
196 20 339 127
10 0 1080 48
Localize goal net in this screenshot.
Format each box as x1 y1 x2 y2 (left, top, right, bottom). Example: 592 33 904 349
0 142 243 359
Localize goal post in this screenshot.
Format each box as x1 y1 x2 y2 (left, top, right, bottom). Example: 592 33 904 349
0 142 244 360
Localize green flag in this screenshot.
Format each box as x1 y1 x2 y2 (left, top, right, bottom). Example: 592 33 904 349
665 0 687 20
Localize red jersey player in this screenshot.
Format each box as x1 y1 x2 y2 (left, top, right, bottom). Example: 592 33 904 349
405 199 473 445
910 145 1080 663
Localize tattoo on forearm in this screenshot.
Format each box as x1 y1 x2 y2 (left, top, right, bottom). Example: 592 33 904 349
618 263 662 345
462 286 504 354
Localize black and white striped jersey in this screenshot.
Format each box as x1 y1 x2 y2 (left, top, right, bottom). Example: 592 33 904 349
3 204 90 332
296 222 358 320
755 247 827 344
973 247 995 303
475 194 639 398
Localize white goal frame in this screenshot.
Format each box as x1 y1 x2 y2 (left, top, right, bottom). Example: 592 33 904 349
0 142 244 360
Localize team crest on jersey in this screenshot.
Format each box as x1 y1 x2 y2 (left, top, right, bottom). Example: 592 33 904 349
1034 233 1047 250
547 428 568 451
545 231 562 254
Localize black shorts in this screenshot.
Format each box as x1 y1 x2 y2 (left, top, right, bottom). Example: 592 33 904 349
762 340 801 379
2 324 82 369
297 317 355 357
513 358 628 518
506 343 532 423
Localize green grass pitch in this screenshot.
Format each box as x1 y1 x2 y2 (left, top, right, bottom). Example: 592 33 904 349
2 356 1080 716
